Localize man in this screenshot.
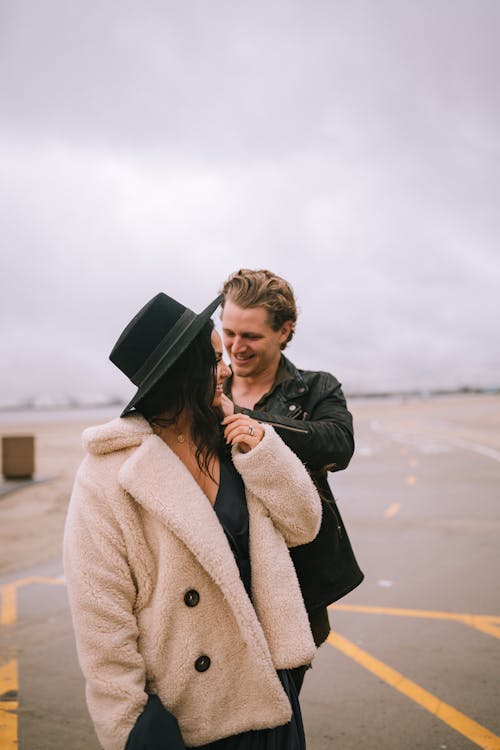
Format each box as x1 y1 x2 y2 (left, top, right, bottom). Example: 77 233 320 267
220 268 363 693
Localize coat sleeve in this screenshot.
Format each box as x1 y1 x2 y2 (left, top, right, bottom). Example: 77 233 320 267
232 426 322 547
237 373 354 473
63 459 150 750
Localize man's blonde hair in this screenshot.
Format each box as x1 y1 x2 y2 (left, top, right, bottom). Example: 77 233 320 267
220 269 297 349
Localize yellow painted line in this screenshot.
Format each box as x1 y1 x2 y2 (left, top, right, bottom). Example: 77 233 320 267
473 618 500 639
0 586 17 626
328 632 500 750
384 502 401 518
329 603 500 639
0 660 18 749
0 577 66 745
0 576 66 626
1 575 66 589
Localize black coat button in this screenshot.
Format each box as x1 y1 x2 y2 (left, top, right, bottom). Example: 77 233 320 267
194 655 211 672
184 589 200 607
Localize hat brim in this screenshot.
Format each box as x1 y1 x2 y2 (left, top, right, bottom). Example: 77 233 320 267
120 293 223 417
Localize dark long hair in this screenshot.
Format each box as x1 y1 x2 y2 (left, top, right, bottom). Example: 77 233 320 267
135 320 223 473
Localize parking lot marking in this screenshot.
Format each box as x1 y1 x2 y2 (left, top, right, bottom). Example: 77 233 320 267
443 437 500 464
0 659 18 749
330 603 500 640
384 502 401 518
0 586 16 626
328 631 500 750
0 576 66 626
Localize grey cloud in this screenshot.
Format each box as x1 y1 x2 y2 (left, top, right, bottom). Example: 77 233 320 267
1 0 499 403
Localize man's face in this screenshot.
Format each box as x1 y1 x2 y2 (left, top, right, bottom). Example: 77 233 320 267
221 300 293 379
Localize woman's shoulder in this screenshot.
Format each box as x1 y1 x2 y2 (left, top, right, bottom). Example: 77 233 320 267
70 414 153 516
82 413 153 457
72 413 153 495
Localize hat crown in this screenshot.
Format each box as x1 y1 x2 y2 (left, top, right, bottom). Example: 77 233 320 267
109 291 223 416
109 293 190 381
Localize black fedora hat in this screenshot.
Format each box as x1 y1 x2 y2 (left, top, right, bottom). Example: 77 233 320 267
110 292 223 417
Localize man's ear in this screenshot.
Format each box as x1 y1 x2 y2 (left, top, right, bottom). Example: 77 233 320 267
279 320 294 345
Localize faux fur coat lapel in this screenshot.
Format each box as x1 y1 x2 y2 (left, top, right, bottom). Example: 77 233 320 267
119 433 246 602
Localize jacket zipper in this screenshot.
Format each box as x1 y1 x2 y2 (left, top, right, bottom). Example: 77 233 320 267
256 418 309 434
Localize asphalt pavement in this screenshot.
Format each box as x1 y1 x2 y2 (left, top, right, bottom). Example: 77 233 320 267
1 395 499 750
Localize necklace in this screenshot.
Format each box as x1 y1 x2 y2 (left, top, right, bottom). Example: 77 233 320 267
151 418 188 445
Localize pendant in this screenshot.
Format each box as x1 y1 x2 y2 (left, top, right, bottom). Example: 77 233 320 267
177 434 186 444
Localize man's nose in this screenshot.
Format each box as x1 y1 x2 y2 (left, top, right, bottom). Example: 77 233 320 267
231 336 245 352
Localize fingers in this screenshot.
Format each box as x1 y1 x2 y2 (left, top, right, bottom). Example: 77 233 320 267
222 414 265 451
221 414 260 428
220 393 235 417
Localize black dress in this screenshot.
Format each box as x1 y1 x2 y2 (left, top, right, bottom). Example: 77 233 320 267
195 459 306 750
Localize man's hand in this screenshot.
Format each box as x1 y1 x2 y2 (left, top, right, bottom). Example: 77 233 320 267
220 393 235 417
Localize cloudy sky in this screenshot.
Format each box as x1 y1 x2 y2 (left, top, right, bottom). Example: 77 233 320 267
1 0 499 406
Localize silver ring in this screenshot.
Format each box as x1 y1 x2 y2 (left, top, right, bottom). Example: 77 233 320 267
248 425 254 436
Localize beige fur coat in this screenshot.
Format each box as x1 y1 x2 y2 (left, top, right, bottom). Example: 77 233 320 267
63 414 322 750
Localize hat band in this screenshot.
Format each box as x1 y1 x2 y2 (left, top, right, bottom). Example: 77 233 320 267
130 308 196 386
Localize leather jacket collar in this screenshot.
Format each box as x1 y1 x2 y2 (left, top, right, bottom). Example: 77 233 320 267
223 354 308 404
277 355 309 401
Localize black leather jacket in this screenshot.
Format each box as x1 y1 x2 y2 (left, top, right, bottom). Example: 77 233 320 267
225 355 364 611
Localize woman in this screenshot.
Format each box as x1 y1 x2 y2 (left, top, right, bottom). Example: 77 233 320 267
63 292 322 750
